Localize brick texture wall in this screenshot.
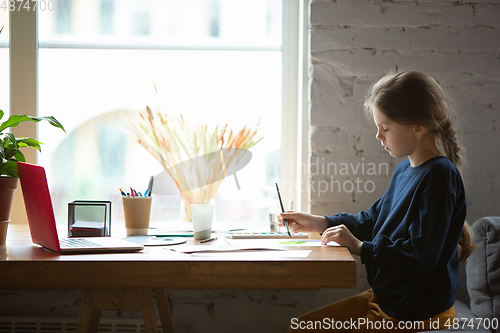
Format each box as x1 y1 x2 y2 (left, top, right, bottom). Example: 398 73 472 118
310 0 500 224
309 0 500 312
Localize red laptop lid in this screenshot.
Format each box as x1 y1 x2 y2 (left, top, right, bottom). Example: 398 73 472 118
17 162 61 252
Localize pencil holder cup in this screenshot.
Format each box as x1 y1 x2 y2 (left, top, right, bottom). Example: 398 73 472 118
68 200 111 238
122 196 152 236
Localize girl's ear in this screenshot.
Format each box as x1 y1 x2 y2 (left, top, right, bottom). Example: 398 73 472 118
413 125 426 138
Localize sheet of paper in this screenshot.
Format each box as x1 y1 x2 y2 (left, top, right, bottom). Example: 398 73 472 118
225 239 339 247
190 250 312 259
148 221 253 233
168 245 286 254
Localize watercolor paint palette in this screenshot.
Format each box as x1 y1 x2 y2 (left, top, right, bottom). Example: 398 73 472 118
225 232 309 239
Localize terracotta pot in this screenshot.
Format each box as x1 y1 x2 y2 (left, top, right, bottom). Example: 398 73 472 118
0 177 18 221
0 220 8 245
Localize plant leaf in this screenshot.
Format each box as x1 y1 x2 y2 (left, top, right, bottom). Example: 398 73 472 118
0 115 36 132
4 146 20 160
0 160 19 178
17 137 42 151
0 115 66 133
12 151 25 162
3 132 17 148
37 116 66 133
2 136 10 149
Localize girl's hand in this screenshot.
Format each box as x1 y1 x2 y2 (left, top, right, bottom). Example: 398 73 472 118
277 211 328 233
321 225 362 256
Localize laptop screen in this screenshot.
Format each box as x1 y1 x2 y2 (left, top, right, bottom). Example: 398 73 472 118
17 162 61 252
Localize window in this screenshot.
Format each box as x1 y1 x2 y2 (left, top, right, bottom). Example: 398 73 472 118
9 0 309 225
0 10 8 114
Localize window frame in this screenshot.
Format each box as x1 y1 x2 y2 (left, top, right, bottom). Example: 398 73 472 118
9 0 310 224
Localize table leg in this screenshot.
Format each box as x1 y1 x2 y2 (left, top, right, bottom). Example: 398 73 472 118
141 288 160 333
154 288 174 333
76 290 101 333
76 288 171 333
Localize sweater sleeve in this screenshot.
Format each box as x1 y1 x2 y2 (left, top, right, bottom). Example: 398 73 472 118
324 196 383 242
360 188 458 275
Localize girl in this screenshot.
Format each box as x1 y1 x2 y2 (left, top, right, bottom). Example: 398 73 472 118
280 71 475 332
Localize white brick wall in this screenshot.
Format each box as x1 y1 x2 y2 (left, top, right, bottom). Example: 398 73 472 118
310 0 500 227
309 0 500 305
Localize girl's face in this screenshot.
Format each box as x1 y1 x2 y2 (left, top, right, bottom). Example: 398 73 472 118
373 108 419 159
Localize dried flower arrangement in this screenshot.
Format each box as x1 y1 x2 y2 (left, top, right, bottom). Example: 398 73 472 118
128 105 261 221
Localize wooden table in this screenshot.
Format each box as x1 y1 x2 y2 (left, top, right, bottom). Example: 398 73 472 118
0 224 356 332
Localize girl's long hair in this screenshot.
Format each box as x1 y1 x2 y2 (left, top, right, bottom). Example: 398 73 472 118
364 70 474 263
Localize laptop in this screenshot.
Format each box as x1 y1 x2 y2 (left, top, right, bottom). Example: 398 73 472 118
17 162 144 254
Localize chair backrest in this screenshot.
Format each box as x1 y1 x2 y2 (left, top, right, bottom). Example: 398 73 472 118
466 216 500 330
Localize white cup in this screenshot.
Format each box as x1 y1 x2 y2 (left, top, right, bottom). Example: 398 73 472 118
190 204 215 240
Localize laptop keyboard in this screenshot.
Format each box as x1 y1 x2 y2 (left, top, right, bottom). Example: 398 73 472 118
60 238 102 248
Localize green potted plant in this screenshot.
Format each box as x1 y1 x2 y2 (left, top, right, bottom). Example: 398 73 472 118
0 110 65 244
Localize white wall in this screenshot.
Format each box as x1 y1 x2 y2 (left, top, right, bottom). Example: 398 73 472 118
1 1 499 331
309 0 500 305
310 0 500 223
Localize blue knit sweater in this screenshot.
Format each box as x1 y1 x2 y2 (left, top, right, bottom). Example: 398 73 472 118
325 156 466 321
